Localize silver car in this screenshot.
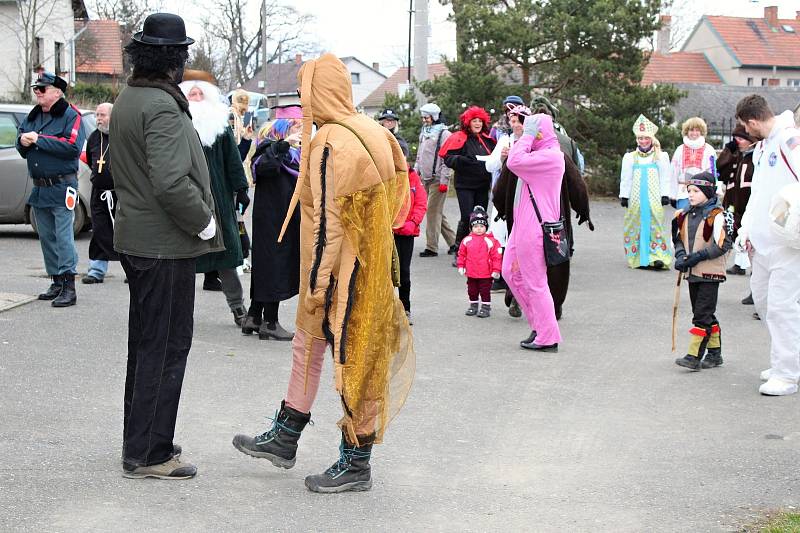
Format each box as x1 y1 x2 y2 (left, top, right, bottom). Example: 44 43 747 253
0 103 95 235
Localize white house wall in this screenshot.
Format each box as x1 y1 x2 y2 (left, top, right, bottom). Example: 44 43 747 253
343 58 386 107
0 0 75 102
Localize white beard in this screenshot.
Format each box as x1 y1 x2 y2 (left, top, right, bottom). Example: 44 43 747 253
188 99 230 147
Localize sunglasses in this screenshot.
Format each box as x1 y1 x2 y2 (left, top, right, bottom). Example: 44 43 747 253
32 86 48 94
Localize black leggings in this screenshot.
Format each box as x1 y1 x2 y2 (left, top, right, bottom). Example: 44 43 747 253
394 234 414 312
455 186 489 245
248 301 279 323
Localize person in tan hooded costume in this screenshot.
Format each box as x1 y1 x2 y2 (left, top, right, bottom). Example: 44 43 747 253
232 53 414 493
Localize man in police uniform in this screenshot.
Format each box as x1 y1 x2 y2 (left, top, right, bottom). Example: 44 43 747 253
16 72 85 307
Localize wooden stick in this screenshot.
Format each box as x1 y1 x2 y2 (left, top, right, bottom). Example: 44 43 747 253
671 270 682 352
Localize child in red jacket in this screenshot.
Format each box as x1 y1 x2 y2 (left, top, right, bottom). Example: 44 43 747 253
457 206 503 318
394 166 428 323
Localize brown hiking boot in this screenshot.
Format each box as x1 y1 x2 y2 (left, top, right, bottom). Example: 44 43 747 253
122 456 197 480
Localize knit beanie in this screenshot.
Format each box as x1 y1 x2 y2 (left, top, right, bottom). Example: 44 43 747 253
731 124 757 144
687 171 716 201
469 205 489 228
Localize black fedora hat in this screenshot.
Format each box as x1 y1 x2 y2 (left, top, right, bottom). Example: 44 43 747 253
132 13 195 46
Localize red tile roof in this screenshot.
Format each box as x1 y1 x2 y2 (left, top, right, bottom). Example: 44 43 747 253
75 20 124 76
361 63 449 108
704 16 800 69
642 52 722 85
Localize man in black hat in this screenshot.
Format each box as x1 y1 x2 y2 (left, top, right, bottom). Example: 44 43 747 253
16 71 85 307
378 108 409 158
111 13 223 480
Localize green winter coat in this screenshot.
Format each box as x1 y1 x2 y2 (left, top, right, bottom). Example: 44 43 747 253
110 80 224 259
195 128 248 273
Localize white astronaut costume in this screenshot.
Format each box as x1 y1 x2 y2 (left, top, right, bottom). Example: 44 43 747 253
740 110 800 395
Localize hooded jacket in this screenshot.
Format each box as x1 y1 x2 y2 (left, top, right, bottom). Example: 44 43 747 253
394 168 427 237
279 53 413 445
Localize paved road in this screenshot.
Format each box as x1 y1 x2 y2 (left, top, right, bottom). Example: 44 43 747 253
0 200 797 532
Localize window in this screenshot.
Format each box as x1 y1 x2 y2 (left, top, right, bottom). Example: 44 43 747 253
0 114 18 149
351 72 360 85
788 79 800 87
761 78 768 86
54 42 63 73
746 78 753 86
768 78 780 87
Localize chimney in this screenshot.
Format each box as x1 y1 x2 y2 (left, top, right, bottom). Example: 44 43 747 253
796 10 800 21
372 62 380 71
294 53 303 65
764 6 778 27
657 15 672 55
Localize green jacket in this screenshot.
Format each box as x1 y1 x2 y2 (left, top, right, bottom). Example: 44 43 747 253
195 128 248 273
109 81 224 259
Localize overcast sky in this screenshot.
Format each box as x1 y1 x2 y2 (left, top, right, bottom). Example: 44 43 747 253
164 0 800 77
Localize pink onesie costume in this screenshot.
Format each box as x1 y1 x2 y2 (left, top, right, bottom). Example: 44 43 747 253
503 114 565 346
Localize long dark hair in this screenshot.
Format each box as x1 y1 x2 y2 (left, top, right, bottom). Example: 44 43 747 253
125 40 189 80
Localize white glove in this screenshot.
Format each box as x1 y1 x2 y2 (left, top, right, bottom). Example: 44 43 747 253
458 267 466 276
198 215 216 240
734 226 750 253
491 271 500 279
523 115 540 138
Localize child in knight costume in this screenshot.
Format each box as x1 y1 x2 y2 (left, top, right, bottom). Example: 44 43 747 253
620 115 673 270
672 171 733 371
232 53 414 492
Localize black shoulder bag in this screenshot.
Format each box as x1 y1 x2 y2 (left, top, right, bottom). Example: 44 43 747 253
527 184 570 266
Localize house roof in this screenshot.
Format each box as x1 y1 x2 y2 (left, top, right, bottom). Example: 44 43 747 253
642 52 722 85
695 15 800 69
360 63 449 109
339 56 386 79
240 61 303 96
75 20 124 76
670 83 800 128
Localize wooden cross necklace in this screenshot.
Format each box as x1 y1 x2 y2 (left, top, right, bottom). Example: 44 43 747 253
97 133 109 173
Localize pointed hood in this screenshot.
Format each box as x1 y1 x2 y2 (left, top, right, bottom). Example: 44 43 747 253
531 113 560 152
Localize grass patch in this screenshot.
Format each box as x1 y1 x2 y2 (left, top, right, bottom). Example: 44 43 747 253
743 512 800 532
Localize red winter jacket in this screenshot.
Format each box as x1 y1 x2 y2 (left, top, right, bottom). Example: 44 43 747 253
394 168 428 236
456 231 502 278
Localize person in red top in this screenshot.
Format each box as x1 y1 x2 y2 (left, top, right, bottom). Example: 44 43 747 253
457 206 502 318
393 166 427 323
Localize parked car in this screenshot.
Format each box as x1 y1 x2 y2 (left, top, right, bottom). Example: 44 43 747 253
0 103 95 236
226 90 270 129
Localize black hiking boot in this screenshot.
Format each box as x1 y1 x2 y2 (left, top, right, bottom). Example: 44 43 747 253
232 401 311 469
232 305 247 327
305 435 373 493
52 274 76 307
701 350 723 369
675 354 702 371
465 303 479 316
38 275 63 300
477 304 491 318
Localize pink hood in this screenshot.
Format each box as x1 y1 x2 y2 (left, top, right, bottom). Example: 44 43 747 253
530 113 560 152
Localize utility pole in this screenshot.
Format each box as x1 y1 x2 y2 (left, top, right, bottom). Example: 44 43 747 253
261 0 268 95
407 0 413 85
413 0 429 104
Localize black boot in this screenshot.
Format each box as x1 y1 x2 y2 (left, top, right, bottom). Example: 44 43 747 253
38 275 63 300
702 325 723 368
231 305 247 327
477 303 491 318
520 331 537 346
465 303 479 316
231 401 311 469
241 315 261 335
52 274 76 307
305 434 373 493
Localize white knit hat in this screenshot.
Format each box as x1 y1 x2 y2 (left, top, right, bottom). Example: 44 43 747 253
420 102 441 121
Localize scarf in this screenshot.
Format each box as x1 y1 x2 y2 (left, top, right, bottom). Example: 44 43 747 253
683 135 705 150
421 122 447 141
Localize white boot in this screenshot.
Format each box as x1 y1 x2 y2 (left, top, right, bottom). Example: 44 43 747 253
760 368 771 381
759 377 798 396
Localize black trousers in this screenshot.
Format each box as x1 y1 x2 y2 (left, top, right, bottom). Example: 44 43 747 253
689 281 719 328
455 186 489 245
394 234 414 312
121 254 196 466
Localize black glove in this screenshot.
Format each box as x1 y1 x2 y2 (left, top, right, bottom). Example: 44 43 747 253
670 199 677 209
661 196 670 206
576 213 595 231
620 197 628 208
684 250 709 269
674 252 688 272
236 188 251 214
